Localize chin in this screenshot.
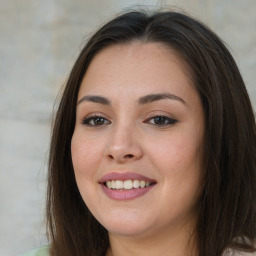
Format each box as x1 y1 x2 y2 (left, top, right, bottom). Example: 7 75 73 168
105 222 153 238
97 209 154 237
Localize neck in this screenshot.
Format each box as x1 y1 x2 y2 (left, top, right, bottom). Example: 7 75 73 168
106 222 198 256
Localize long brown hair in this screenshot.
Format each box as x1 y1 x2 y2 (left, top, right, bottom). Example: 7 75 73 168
47 10 256 256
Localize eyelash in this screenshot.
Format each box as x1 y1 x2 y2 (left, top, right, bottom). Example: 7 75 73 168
82 115 111 126
81 114 177 127
145 115 177 126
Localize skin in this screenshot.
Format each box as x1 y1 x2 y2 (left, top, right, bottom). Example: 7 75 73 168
71 41 205 256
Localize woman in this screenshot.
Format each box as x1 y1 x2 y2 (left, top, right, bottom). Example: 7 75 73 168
22 9 256 256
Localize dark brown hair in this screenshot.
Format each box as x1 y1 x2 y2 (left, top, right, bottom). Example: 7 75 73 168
47 10 256 256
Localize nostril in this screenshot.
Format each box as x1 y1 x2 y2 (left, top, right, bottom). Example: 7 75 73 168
107 153 136 161
125 154 134 158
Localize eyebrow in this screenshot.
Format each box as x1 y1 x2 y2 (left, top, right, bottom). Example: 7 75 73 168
137 93 186 105
77 95 111 105
77 93 185 106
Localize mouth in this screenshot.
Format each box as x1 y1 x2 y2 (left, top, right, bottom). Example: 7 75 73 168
99 172 156 200
104 180 155 190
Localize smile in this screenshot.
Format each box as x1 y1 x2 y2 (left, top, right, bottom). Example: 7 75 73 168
99 172 156 200
105 180 152 190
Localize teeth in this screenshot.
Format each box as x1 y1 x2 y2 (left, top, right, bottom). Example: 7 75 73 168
133 180 140 188
106 181 111 188
124 180 133 189
105 179 153 190
140 180 145 188
111 180 116 189
115 180 123 189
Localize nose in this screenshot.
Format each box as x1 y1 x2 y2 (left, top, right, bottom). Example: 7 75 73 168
105 123 143 163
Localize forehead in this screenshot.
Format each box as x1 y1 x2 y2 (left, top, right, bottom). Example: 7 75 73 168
78 41 195 104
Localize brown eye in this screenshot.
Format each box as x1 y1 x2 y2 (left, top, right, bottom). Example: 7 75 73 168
92 117 105 125
82 116 111 126
154 116 167 125
147 116 177 126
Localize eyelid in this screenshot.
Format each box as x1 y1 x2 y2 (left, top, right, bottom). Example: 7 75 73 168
79 111 177 127
144 110 176 120
144 116 177 124
81 112 110 120
81 112 111 125
143 111 178 126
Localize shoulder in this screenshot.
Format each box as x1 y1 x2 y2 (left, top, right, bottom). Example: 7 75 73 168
20 245 50 256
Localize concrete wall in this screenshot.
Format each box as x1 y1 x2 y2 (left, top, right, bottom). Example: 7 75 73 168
0 1 255 255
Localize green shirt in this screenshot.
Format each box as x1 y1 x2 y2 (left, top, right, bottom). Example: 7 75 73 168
20 246 50 256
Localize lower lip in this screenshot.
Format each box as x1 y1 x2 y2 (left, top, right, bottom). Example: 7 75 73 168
100 184 155 200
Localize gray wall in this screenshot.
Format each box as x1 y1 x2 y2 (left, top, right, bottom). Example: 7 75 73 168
0 1 255 255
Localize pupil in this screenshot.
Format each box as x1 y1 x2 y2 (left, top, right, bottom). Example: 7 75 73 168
95 117 104 125
155 117 165 124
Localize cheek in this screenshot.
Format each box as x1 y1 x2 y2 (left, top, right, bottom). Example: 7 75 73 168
71 133 103 205
149 132 202 166
71 132 103 179
146 127 204 190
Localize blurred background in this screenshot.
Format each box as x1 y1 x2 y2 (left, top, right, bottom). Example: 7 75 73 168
0 0 255 255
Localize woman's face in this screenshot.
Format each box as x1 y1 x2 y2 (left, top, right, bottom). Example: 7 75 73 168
71 42 205 239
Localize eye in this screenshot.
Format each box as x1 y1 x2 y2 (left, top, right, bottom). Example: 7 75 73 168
82 115 111 126
146 115 177 126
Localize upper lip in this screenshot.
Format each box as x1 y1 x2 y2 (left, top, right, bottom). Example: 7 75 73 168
98 172 156 183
